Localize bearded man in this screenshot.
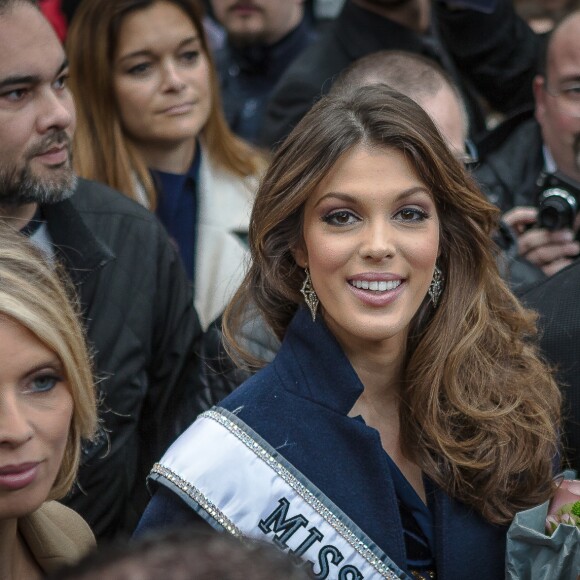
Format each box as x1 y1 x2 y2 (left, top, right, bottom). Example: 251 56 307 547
0 0 207 540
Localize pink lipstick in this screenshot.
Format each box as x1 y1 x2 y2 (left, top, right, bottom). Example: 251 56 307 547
0 463 39 490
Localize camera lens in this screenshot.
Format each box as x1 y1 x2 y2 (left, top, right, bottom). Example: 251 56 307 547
537 187 578 230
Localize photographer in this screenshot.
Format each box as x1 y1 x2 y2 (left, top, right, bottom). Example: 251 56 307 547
474 11 580 278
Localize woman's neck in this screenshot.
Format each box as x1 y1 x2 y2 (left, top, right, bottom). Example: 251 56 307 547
0 518 41 580
137 138 197 174
348 342 404 423
344 332 406 404
345 336 427 503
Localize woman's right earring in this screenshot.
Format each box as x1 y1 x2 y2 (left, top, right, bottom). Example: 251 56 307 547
300 268 319 321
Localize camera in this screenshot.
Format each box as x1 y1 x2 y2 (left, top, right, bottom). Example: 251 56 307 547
536 171 580 230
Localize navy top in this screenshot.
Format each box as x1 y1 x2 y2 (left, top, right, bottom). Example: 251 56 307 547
138 308 508 579
387 456 436 575
152 147 201 281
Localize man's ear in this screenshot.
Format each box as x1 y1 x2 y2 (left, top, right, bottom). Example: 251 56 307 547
533 75 547 125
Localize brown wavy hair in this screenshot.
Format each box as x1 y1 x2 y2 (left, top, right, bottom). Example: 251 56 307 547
66 0 264 207
223 84 561 525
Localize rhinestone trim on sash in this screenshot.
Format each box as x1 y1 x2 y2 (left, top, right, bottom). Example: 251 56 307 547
150 462 242 536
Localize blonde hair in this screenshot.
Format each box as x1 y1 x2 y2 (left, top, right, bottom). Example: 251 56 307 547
0 224 97 499
224 85 561 525
67 0 265 208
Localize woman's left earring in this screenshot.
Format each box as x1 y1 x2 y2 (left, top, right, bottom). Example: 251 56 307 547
300 268 319 321
428 265 444 308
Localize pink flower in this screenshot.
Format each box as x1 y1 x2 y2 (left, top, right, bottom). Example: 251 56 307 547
549 479 580 514
545 479 580 535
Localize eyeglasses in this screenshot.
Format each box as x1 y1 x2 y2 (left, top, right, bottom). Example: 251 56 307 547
543 81 580 118
456 139 479 168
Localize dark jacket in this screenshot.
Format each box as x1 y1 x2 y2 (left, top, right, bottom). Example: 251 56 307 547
45 178 206 539
260 0 539 148
472 111 548 291
474 111 544 213
520 260 580 473
138 307 507 579
215 17 317 145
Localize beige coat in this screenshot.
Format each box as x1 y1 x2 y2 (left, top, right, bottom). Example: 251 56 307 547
194 152 257 329
19 501 95 574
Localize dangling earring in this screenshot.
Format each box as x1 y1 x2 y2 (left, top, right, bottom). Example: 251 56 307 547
428 265 444 308
300 267 319 321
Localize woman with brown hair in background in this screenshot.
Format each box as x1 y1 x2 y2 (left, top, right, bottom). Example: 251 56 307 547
67 0 265 329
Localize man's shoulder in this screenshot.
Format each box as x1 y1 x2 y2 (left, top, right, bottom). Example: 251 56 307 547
520 259 580 377
42 178 173 278
267 17 349 101
476 110 540 162
521 258 580 309
281 32 344 84
473 112 543 209
70 178 158 224
260 30 346 147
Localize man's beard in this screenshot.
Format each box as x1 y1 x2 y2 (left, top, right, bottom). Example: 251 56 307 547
226 2 271 47
229 30 270 47
0 131 77 206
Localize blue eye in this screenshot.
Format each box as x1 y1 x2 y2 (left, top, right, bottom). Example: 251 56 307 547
30 374 60 393
396 208 429 222
127 62 151 76
180 50 200 64
322 210 359 226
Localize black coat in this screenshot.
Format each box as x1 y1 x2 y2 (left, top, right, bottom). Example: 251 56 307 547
45 179 206 539
520 261 580 473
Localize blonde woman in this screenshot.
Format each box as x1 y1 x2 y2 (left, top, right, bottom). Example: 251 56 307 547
0 225 97 578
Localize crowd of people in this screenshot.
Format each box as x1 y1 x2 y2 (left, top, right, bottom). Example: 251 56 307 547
1 0 580 578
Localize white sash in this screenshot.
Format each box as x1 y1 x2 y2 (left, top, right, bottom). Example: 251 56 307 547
150 407 409 580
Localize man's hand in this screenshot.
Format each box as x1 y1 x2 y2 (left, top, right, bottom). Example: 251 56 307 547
503 206 580 276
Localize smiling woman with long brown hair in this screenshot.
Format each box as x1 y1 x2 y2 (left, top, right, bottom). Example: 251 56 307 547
136 85 561 580
67 0 265 329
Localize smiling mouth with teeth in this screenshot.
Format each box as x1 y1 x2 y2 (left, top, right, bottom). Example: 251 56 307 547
349 280 402 292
